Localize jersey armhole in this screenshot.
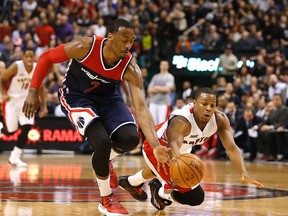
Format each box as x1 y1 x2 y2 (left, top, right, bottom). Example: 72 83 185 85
76 36 95 62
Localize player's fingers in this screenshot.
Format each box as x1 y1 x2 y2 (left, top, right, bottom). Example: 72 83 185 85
163 163 169 175
157 162 161 172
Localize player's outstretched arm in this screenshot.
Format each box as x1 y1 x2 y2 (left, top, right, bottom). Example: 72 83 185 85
216 111 264 188
23 37 93 119
124 60 170 165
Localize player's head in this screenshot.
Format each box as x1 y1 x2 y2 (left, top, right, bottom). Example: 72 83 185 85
193 87 217 124
107 19 135 59
22 47 36 67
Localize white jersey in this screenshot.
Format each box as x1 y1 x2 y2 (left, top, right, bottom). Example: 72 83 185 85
7 60 36 98
156 103 218 154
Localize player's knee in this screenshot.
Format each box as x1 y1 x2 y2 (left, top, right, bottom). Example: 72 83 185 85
171 186 205 206
112 124 139 153
113 133 139 153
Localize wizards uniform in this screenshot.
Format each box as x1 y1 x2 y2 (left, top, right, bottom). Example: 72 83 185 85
58 36 135 136
143 103 218 192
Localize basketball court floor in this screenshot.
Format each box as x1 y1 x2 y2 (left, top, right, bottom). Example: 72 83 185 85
0 153 287 216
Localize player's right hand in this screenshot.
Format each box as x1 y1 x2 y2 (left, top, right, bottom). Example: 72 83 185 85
2 94 10 102
153 145 171 175
22 88 40 119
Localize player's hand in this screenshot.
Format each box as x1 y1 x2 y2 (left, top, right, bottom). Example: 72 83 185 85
22 88 40 119
240 173 264 188
153 145 171 175
2 94 10 102
39 106 48 118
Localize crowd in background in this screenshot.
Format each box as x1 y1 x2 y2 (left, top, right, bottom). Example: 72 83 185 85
0 0 288 162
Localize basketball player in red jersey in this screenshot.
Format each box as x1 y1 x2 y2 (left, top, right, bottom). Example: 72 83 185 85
119 87 264 210
22 19 170 215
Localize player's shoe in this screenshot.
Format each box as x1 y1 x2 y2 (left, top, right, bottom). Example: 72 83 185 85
109 160 118 189
9 147 27 167
98 192 129 215
149 179 172 210
118 176 147 201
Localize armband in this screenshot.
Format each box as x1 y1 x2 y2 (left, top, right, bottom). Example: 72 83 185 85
30 44 69 89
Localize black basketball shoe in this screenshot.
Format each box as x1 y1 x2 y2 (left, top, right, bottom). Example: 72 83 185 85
119 176 148 201
149 179 172 210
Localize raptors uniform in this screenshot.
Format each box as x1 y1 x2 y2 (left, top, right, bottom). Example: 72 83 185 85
2 60 36 132
143 103 218 192
59 36 135 136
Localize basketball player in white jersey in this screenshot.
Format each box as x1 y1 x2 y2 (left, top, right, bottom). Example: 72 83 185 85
0 48 47 166
119 87 264 210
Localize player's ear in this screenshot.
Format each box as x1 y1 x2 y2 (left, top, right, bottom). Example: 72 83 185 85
107 33 113 41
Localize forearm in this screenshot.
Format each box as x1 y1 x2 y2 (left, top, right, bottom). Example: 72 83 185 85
226 145 248 175
154 86 171 93
135 106 160 148
39 85 47 108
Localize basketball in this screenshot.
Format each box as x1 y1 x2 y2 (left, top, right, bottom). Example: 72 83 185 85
169 153 205 188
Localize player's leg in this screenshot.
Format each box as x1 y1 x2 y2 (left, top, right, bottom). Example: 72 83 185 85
86 120 129 215
59 90 128 215
119 166 154 201
5 99 31 167
170 185 205 206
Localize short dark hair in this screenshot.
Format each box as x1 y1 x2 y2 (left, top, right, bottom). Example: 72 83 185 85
108 18 133 34
23 47 35 54
194 87 216 99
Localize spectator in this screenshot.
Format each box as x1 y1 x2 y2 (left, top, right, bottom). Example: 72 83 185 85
148 60 175 125
212 44 238 82
259 94 288 161
55 14 74 43
91 17 107 37
267 74 286 100
175 35 191 54
234 107 264 161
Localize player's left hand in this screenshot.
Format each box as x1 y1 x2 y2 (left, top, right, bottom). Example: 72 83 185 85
240 173 264 188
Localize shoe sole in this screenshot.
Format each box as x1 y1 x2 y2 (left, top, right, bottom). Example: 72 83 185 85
149 180 165 210
98 203 129 216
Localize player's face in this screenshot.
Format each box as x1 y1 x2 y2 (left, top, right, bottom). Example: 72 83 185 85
110 27 135 59
23 50 36 67
194 93 216 124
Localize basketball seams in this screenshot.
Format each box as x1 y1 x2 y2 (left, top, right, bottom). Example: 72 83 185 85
178 157 201 184
170 154 204 188
176 159 192 188
180 154 205 172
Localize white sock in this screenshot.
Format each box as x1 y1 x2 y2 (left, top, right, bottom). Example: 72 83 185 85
14 146 23 154
158 185 172 201
109 149 120 160
128 169 149 186
96 177 112 196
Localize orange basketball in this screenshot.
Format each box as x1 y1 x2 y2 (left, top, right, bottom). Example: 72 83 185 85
169 153 205 188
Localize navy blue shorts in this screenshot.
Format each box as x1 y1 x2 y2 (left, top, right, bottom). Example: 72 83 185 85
58 87 135 136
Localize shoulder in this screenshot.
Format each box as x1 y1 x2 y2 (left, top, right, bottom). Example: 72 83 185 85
64 36 94 59
215 110 229 128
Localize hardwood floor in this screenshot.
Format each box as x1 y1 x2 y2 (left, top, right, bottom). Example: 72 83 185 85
0 154 287 216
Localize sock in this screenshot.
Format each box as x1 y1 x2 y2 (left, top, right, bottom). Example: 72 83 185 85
158 184 172 201
13 146 23 154
96 177 112 196
109 149 120 160
128 169 149 186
